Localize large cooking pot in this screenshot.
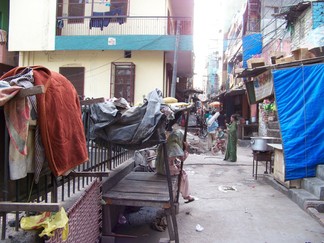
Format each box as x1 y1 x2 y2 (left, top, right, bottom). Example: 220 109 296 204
250 137 277 151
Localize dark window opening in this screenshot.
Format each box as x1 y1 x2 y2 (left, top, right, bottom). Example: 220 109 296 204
111 62 135 105
59 67 85 99
124 51 132 58
110 0 128 15
68 0 85 24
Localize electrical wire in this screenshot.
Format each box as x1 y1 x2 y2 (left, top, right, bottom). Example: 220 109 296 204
224 0 305 62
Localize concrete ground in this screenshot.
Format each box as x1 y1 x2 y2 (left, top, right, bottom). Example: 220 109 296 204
112 143 324 243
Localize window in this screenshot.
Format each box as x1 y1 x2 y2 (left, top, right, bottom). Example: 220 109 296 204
124 51 131 58
299 16 305 39
68 0 85 24
110 0 128 15
111 62 135 105
59 67 85 99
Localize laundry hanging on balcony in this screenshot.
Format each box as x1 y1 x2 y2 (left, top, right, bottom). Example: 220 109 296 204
89 9 125 30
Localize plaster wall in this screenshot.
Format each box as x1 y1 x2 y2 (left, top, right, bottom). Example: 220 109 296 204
19 50 164 104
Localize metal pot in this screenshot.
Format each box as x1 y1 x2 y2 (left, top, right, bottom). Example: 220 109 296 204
250 137 276 151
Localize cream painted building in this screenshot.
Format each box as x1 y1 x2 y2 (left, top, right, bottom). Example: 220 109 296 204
9 0 194 105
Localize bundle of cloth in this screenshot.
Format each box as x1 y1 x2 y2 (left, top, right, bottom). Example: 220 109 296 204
0 66 88 181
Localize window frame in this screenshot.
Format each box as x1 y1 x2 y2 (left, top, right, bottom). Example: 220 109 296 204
68 0 85 24
110 62 135 105
59 66 85 99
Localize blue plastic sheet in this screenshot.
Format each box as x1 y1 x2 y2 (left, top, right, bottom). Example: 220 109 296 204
272 63 324 180
242 34 262 68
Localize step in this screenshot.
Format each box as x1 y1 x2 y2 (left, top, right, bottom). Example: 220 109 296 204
289 188 319 210
267 129 281 139
302 177 324 200
267 121 279 129
316 165 324 181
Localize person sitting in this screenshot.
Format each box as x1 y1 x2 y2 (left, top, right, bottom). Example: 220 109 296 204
211 127 226 154
216 126 225 140
155 129 195 203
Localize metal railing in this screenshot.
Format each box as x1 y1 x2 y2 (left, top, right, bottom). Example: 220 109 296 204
0 100 132 240
56 16 193 36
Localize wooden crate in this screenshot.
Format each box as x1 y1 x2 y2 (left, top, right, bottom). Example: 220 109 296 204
270 144 301 189
270 51 286 64
292 48 309 60
247 57 265 69
275 56 295 64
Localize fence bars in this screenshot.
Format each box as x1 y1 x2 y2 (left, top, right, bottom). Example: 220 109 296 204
0 101 132 240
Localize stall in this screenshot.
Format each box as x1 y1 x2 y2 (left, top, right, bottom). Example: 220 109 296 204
268 143 301 188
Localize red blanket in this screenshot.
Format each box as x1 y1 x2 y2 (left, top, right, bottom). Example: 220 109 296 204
2 66 88 176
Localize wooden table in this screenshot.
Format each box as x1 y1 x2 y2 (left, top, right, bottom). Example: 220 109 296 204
238 123 258 139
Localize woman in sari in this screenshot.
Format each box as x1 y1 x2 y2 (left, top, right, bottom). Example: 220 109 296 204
224 114 238 162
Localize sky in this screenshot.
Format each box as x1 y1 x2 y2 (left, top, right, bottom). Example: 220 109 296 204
193 0 224 78
193 0 246 88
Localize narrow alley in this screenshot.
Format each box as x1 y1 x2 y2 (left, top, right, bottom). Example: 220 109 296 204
111 144 324 243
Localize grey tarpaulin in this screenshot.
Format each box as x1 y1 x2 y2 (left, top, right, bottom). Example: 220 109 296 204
89 89 167 150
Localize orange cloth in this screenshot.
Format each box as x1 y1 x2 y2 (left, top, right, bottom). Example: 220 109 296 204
2 66 88 176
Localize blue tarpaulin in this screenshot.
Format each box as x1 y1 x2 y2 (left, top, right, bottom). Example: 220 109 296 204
242 34 262 68
272 63 324 180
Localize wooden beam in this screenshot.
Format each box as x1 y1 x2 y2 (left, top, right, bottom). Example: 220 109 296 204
16 85 45 98
80 97 105 105
69 171 110 178
0 202 61 212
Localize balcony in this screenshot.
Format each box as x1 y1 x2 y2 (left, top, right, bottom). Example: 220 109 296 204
56 16 193 36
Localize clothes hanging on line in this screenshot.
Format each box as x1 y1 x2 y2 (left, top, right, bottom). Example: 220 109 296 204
89 9 125 30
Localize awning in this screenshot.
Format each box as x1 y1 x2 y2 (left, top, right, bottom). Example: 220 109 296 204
225 88 245 96
236 66 270 78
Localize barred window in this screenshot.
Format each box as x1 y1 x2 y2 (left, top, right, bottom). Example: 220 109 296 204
111 62 135 105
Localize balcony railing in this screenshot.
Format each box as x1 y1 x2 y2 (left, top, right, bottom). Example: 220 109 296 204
56 16 192 36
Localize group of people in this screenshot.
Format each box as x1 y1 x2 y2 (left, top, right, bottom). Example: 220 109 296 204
154 107 239 204
205 109 238 162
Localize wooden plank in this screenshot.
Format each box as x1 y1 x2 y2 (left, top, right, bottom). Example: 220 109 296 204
110 184 169 194
104 192 171 208
267 143 282 150
103 171 178 209
125 172 177 182
112 177 170 192
105 191 170 201
0 202 61 212
80 97 105 105
113 172 178 193
105 198 171 208
16 85 45 98
69 171 110 178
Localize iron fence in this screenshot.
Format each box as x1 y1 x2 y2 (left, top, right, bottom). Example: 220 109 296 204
0 100 132 240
